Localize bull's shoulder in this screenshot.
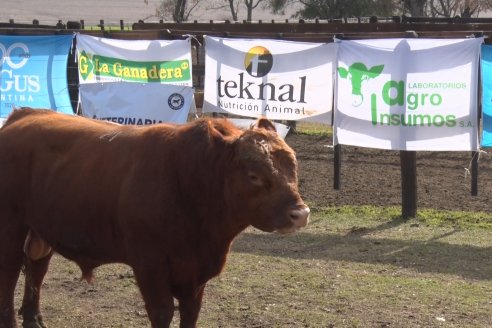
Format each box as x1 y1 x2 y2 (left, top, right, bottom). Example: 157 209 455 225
207 118 242 138
183 118 242 140
2 107 54 127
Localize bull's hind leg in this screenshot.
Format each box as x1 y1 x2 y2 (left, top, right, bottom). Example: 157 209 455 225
177 286 205 328
18 251 53 328
0 222 27 328
133 265 175 328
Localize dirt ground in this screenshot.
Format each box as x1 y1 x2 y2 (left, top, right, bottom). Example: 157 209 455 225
287 132 492 213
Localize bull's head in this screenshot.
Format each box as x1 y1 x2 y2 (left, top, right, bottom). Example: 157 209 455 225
225 118 309 234
338 62 384 106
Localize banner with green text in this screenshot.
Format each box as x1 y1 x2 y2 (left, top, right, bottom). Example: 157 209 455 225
335 38 482 151
76 34 192 86
75 34 193 125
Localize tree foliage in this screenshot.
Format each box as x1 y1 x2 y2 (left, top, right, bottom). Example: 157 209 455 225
401 0 492 17
291 0 397 19
153 0 204 21
222 0 281 21
148 0 492 22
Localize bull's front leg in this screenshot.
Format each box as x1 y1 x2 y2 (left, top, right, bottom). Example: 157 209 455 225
133 266 175 328
19 252 53 328
0 222 27 328
177 286 205 328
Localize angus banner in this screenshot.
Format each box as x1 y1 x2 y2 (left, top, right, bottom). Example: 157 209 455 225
76 34 193 124
0 35 74 118
335 38 482 151
203 36 336 124
481 45 492 147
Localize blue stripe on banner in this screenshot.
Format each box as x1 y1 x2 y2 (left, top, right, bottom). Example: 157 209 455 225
0 34 74 117
481 45 492 147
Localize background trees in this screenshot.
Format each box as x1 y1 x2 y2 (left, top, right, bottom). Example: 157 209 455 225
147 0 492 22
287 0 397 19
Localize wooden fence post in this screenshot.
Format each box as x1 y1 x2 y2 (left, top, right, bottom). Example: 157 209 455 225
400 151 417 218
471 151 478 196
333 144 341 190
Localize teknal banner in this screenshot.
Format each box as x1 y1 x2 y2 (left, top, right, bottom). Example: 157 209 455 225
203 36 337 124
0 35 74 118
76 34 194 124
335 38 482 151
481 45 492 147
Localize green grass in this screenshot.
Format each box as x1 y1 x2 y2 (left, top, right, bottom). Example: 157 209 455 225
294 121 332 137
418 208 492 229
197 206 492 327
313 205 492 230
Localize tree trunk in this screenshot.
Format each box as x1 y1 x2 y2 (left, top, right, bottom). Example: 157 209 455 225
405 0 427 16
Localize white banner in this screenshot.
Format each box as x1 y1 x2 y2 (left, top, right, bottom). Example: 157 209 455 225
203 36 336 124
76 34 194 124
76 34 193 86
80 82 193 125
335 38 482 151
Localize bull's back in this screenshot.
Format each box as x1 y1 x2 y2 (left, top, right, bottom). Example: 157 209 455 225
0 109 126 214
0 109 176 262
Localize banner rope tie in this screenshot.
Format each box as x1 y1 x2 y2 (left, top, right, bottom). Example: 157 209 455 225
464 149 488 178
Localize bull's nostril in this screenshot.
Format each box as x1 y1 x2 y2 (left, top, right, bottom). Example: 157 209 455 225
290 207 310 221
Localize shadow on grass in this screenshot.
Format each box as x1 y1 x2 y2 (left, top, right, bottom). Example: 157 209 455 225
232 225 492 281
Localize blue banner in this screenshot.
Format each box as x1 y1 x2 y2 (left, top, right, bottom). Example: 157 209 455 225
0 35 74 117
481 45 492 147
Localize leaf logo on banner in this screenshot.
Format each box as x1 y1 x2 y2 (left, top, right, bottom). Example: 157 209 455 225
78 51 94 81
338 62 384 107
244 46 273 77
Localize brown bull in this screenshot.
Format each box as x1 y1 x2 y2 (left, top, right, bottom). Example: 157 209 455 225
0 108 309 328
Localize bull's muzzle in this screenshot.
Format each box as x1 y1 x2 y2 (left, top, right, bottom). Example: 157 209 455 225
275 206 310 234
289 206 310 228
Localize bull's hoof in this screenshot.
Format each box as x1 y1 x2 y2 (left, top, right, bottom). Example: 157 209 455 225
22 319 46 328
22 322 46 328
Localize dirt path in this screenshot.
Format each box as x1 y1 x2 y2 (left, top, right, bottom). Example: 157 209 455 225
287 133 492 213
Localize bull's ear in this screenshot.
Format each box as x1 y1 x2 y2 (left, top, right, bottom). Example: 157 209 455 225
255 118 277 133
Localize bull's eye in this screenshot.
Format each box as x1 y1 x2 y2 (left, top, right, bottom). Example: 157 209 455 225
247 172 263 186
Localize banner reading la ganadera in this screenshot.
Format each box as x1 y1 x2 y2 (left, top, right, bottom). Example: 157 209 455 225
76 34 194 124
76 34 193 86
0 35 74 118
335 38 482 151
203 36 336 124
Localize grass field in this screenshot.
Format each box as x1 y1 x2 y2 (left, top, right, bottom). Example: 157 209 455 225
14 205 492 327
197 206 492 327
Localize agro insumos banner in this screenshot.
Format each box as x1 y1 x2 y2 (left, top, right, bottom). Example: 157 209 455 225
335 38 482 151
0 35 74 117
481 45 492 147
203 36 336 124
76 33 194 124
